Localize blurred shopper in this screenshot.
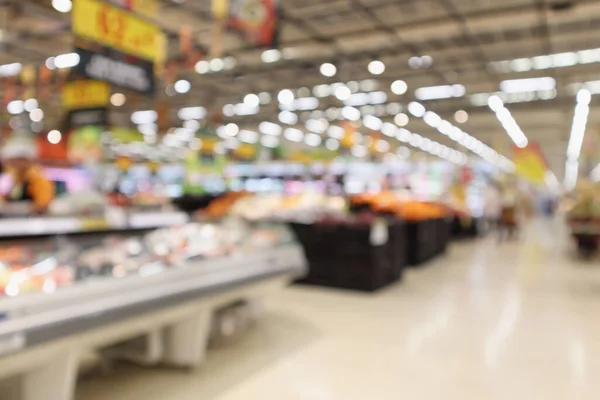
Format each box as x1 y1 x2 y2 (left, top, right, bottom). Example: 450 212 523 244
498 184 519 241
483 183 501 232
1 140 54 214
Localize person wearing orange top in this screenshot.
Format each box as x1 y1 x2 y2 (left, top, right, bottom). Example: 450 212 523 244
1 140 55 214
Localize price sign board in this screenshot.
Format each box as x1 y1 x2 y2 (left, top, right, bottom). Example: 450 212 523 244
63 80 110 110
74 47 155 94
72 0 163 61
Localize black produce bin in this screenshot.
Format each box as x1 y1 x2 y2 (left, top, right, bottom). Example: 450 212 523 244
406 218 450 266
291 219 407 292
450 216 480 239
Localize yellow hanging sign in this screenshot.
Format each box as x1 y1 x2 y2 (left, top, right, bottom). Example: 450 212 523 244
513 142 547 186
63 80 111 110
72 0 164 61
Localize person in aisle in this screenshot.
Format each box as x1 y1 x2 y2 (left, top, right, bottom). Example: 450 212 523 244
1 139 55 214
497 181 521 241
483 183 502 232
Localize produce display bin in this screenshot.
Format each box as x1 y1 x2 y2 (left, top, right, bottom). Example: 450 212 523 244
406 218 450 266
450 216 481 239
291 219 407 292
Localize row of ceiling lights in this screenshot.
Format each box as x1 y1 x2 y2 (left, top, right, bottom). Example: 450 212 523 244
408 101 513 172
564 89 592 191
487 96 529 149
490 48 600 73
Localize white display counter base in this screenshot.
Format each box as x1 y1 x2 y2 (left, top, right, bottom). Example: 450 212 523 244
0 245 305 400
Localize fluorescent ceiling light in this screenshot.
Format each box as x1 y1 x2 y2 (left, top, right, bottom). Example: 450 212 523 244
305 118 328 133
261 49 281 63
304 132 322 147
239 130 258 144
195 60 209 74
423 111 442 128
566 89 591 161
487 96 528 148
259 122 282 136
178 106 206 120
278 89 295 105
52 0 72 13
209 58 224 71
490 48 600 72
363 115 383 131
174 80 191 94
415 84 465 100
131 110 158 124
408 102 426 117
233 103 259 116
327 126 345 139
391 80 408 95
54 53 80 69
325 138 340 151
284 128 304 142
0 63 23 77
500 77 555 93
341 106 360 121
260 135 279 148
320 63 337 77
278 111 298 125
367 60 385 75
244 94 260 107
279 97 319 111
564 159 579 191
6 100 24 115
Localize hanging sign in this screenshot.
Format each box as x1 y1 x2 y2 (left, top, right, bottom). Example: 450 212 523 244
108 0 159 16
72 0 164 61
228 0 279 47
74 47 155 94
513 141 547 186
63 80 110 110
64 107 109 130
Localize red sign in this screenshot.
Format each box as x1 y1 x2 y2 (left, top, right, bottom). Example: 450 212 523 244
228 0 279 47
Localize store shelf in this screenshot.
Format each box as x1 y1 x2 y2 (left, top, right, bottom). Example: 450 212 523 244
0 211 189 238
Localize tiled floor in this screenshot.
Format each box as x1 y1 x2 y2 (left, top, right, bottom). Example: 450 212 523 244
78 219 600 399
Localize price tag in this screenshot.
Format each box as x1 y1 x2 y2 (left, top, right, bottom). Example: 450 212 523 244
370 218 388 246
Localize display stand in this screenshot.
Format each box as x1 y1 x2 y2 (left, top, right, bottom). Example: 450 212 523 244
406 218 451 266
292 219 406 291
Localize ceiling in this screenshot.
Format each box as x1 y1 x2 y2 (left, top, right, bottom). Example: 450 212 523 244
2 0 600 182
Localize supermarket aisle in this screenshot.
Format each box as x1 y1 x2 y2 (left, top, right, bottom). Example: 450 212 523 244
78 219 600 400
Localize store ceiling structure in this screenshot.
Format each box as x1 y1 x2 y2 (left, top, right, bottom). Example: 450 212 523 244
2 0 600 178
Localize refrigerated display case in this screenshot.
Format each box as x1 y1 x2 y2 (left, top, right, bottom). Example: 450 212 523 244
0 220 307 400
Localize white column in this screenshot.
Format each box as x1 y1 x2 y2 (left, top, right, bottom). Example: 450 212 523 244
163 309 211 368
22 350 78 400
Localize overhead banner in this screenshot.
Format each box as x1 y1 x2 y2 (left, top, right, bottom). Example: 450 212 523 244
74 47 155 94
513 142 548 186
63 80 110 110
228 0 279 47
72 0 164 62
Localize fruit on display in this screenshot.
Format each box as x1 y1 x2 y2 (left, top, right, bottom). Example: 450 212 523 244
350 192 448 221
568 180 600 220
201 191 251 219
